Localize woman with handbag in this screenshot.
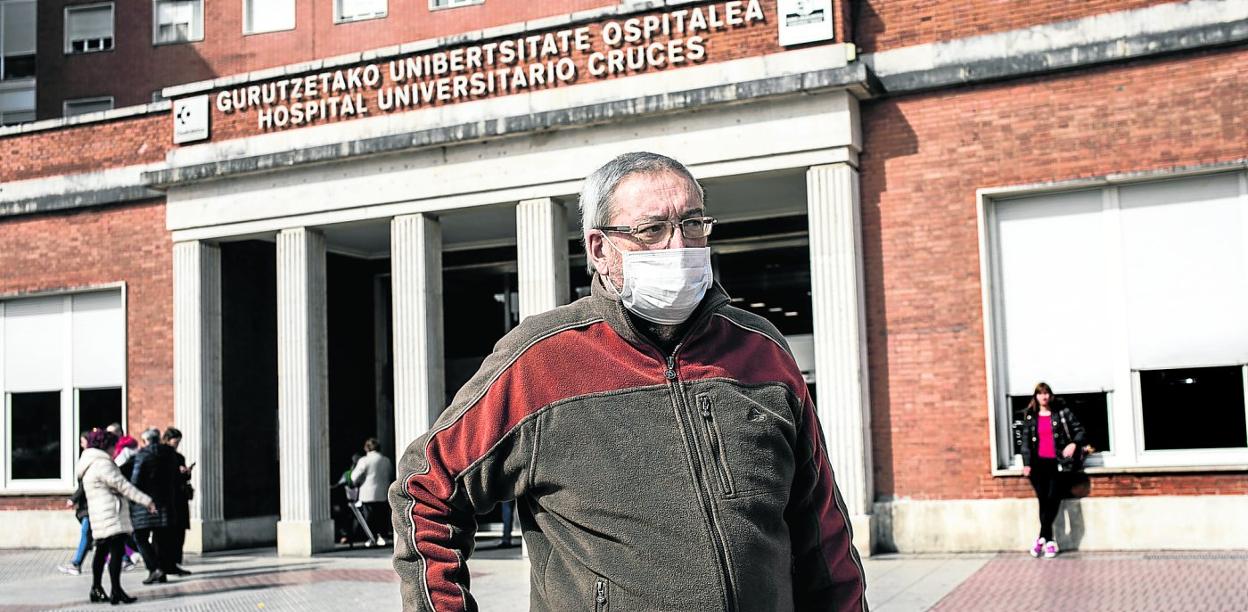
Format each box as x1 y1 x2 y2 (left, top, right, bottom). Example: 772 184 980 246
1020 382 1086 559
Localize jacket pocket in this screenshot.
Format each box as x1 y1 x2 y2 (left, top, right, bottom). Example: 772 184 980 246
696 395 736 496
593 574 610 612
694 387 797 498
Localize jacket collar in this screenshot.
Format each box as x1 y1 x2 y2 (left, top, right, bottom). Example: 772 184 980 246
589 272 731 357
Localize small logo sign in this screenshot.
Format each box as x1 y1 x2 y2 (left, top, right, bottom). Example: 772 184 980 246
778 0 834 47
172 95 209 144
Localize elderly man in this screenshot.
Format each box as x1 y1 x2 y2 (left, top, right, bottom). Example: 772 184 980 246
391 152 866 611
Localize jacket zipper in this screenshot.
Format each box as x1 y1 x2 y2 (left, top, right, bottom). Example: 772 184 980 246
697 396 734 495
595 577 608 612
667 351 739 612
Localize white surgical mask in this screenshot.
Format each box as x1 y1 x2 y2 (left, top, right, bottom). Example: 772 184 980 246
603 237 713 325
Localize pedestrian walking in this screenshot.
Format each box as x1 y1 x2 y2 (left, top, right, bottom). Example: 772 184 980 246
351 438 394 546
162 427 193 575
57 432 94 576
129 428 177 584
1020 382 1087 559
391 152 866 611
106 423 142 570
77 429 157 605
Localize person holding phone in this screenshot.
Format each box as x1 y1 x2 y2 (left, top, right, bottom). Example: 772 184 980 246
162 428 194 576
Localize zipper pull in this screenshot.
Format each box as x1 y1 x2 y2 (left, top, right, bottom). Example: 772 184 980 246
698 397 711 419
596 579 607 605
665 355 677 380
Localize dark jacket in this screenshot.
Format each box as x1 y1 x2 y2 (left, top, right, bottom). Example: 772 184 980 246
130 444 178 530
390 277 866 612
1020 406 1087 472
70 481 89 522
170 449 191 531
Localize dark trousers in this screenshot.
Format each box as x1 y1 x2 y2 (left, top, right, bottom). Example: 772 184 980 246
500 500 514 544
361 501 391 541
91 534 127 593
134 527 176 572
1027 458 1066 541
165 527 186 566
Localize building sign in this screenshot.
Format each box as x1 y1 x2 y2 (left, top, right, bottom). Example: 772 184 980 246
172 95 209 143
214 0 767 132
777 0 834 46
185 0 834 139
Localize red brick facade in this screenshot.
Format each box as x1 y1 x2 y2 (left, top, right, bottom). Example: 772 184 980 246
0 201 172 510
860 46 1248 502
1 113 169 182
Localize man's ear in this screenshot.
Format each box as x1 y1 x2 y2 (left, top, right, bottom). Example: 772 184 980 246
586 231 609 275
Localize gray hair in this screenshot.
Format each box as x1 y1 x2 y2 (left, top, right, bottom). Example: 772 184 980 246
577 152 705 242
141 428 161 446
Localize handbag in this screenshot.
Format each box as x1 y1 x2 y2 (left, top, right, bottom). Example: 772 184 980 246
1060 412 1092 498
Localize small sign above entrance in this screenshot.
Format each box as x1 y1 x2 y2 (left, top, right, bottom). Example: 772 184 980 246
173 95 209 144
778 0 834 46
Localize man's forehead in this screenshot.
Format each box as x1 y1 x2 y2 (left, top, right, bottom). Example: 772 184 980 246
611 172 702 220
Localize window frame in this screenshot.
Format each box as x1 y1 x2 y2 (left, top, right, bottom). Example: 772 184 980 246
242 0 295 35
428 0 483 11
152 0 204 45
334 0 387 24
62 95 114 117
979 167 1248 475
63 2 114 55
1 0 38 80
0 285 127 494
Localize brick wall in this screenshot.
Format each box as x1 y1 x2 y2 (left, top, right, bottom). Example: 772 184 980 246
860 46 1248 502
0 201 172 511
852 0 1173 53
0 113 169 183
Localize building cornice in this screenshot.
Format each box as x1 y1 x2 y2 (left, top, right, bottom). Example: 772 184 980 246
142 62 874 189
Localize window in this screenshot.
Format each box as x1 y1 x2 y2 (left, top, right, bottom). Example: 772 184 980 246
2 290 125 491
336 0 385 22
1 0 37 79
986 170 1248 469
243 0 294 34
429 0 482 10
65 3 114 54
63 96 114 117
153 0 203 44
0 81 35 125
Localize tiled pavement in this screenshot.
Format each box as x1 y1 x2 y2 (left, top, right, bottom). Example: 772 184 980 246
931 551 1248 612
3 544 1246 610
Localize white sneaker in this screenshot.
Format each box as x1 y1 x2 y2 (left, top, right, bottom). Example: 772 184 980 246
56 563 82 576
1043 540 1059 559
1028 537 1045 558
122 558 138 572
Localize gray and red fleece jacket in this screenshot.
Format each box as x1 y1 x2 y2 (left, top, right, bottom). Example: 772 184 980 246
390 276 866 612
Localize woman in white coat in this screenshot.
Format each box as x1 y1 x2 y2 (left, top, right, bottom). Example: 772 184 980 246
77 429 157 605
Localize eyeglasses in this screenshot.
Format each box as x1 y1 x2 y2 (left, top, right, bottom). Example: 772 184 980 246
595 216 717 245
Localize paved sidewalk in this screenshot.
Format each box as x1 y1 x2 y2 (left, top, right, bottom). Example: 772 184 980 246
3 544 1245 610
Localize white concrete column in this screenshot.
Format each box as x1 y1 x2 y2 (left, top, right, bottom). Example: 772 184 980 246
517 197 569 320
391 214 444 451
173 241 226 553
807 162 875 554
276 228 333 557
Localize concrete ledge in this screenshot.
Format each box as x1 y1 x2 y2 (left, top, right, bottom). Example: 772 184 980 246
867 0 1248 95
875 495 1248 553
143 63 873 189
0 511 81 548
